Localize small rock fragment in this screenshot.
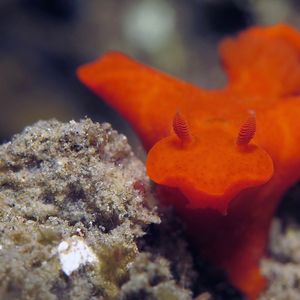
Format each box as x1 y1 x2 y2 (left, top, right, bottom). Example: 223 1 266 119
57 236 98 276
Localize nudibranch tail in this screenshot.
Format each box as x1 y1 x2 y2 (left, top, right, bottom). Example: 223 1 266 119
236 112 256 146
173 112 192 143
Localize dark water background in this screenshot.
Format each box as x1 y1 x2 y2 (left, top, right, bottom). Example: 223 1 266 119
1 0 299 148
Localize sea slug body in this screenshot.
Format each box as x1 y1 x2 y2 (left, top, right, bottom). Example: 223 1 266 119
77 24 300 299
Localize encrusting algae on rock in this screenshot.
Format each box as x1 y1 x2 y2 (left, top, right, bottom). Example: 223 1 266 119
0 119 194 300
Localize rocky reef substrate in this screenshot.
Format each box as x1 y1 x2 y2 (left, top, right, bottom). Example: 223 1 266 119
0 119 195 300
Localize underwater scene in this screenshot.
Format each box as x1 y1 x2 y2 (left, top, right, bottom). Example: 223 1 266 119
1 1 300 299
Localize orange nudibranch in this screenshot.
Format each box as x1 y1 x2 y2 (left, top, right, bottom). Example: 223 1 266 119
77 23 300 299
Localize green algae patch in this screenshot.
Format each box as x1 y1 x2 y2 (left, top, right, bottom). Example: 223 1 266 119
99 244 137 291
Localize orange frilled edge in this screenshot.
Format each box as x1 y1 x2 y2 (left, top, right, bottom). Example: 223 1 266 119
77 24 300 299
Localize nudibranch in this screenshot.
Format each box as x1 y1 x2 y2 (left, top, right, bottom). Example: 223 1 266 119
77 24 300 299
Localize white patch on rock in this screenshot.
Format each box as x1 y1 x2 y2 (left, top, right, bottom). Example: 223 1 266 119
57 236 98 276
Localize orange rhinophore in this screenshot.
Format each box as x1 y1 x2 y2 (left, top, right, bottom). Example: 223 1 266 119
173 112 192 143
237 112 256 146
77 23 300 299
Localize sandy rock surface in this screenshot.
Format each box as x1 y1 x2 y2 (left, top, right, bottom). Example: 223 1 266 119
0 119 194 300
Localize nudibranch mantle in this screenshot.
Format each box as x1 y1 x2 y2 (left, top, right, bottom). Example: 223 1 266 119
77 24 300 299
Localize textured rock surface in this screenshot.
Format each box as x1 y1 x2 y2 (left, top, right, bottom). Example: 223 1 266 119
260 218 300 300
0 119 194 300
119 253 192 300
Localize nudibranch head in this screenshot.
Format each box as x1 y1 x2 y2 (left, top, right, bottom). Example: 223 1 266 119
146 112 274 213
